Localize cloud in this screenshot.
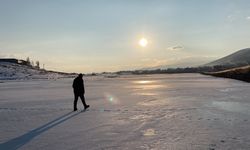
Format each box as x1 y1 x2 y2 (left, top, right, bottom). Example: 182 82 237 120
228 15 250 22
140 58 169 68
227 14 238 22
167 45 184 51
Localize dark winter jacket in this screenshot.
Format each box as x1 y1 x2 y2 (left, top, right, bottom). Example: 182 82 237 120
72 76 85 94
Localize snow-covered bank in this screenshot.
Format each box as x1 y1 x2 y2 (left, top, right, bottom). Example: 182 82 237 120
203 65 250 82
0 62 73 80
1 74 250 149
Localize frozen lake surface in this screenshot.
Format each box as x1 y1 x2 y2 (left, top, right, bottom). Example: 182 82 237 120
1 73 250 150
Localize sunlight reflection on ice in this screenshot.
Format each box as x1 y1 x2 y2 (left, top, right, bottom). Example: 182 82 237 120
133 80 156 84
104 93 119 104
143 128 156 136
126 84 165 90
130 114 152 121
133 92 158 96
126 80 167 91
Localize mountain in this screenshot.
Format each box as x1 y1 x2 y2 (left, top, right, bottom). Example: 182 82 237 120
142 57 214 70
204 48 250 67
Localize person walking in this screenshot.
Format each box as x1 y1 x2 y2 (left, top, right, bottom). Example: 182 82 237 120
72 73 89 111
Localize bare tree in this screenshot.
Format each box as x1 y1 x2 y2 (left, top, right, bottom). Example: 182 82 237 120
35 61 40 69
26 57 31 66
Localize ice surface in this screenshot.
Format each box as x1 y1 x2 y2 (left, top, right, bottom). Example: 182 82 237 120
1 74 250 149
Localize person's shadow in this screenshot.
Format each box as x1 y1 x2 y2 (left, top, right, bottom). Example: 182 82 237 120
0 111 82 150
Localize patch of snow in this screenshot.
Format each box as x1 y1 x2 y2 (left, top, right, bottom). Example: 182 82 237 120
0 62 71 80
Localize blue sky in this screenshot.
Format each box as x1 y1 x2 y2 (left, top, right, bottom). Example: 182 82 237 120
1 0 250 73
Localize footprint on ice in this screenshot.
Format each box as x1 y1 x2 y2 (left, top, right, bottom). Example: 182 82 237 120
220 140 225 143
209 143 216 150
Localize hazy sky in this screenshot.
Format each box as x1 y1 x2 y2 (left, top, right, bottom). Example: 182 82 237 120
1 0 250 73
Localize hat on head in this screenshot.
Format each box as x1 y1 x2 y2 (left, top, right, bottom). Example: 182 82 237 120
78 73 83 78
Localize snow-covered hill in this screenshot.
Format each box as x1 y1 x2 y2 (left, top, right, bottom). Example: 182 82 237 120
205 48 250 67
0 62 72 80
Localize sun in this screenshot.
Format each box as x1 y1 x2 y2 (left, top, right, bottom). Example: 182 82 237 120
139 38 148 47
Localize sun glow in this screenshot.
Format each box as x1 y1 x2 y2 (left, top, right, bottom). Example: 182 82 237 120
139 38 148 47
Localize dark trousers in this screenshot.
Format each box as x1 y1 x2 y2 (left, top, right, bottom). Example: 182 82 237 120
74 93 87 109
